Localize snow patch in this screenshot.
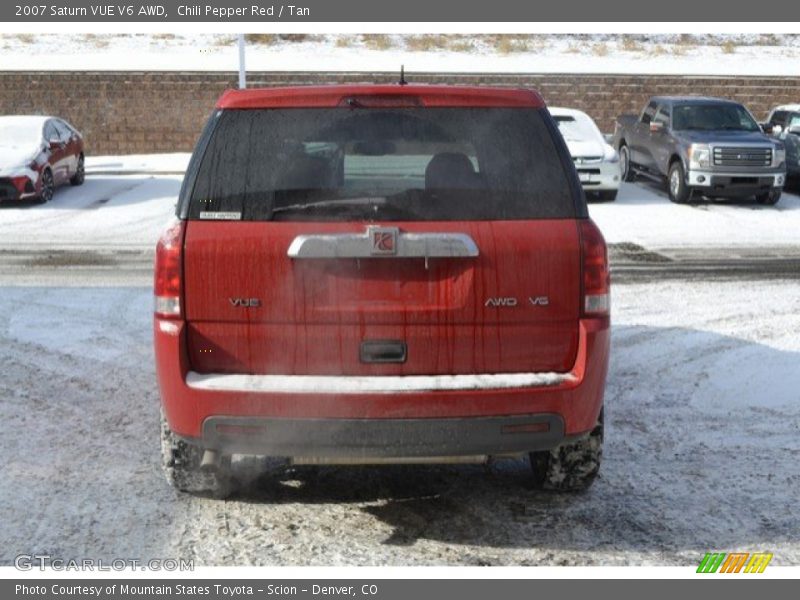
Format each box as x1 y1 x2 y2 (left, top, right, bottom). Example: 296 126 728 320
3 34 800 76
187 371 576 393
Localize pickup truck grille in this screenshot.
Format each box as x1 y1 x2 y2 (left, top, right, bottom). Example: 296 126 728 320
713 147 772 167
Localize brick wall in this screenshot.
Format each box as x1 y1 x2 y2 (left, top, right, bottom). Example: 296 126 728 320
2 71 798 155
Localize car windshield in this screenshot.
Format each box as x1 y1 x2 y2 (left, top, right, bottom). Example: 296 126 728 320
188 107 577 221
0 119 44 148
672 104 760 132
553 114 601 143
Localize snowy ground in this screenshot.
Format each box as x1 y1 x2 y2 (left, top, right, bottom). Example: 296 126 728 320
86 153 190 175
592 179 800 250
0 156 185 250
0 154 799 253
0 279 797 566
1 155 798 566
3 33 800 75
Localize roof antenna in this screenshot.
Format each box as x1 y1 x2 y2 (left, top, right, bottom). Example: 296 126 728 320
399 64 407 86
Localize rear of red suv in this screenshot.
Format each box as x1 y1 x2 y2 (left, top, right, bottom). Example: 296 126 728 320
155 85 610 497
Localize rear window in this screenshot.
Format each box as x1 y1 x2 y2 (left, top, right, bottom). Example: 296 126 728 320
186 107 577 221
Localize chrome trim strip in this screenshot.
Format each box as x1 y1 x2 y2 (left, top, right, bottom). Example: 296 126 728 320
688 169 784 178
186 371 575 394
287 230 479 259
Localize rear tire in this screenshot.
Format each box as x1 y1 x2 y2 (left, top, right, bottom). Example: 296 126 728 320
668 161 691 204
160 410 234 499
619 145 635 182
70 154 85 186
530 410 603 492
596 190 618 202
756 189 781 206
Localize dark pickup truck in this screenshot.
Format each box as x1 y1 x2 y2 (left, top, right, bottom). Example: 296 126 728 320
763 103 800 186
613 96 786 205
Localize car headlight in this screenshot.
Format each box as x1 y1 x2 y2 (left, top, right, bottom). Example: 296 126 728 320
688 144 711 169
775 147 786 166
603 146 619 163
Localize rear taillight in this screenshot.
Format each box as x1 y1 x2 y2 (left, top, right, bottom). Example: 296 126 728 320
579 219 610 317
154 220 186 319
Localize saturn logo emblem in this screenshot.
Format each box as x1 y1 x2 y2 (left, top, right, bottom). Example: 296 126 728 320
369 226 398 255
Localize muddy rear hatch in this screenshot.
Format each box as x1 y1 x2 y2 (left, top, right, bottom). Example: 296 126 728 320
181 104 583 376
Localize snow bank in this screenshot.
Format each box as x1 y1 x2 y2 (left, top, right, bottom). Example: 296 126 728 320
3 34 800 76
86 153 191 174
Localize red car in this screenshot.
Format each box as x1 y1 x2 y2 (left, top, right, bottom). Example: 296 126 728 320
155 84 610 497
0 115 85 203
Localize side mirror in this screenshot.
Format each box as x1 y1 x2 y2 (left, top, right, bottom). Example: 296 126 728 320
649 121 665 134
604 133 614 144
48 139 62 150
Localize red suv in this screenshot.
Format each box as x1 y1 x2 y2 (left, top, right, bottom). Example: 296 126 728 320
155 85 610 497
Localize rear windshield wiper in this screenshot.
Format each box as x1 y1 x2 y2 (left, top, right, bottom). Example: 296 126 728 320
270 196 388 215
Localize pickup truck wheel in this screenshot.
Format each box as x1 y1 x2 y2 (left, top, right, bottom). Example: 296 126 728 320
668 162 691 204
619 145 635 182
529 410 603 492
756 189 781 206
160 410 234 499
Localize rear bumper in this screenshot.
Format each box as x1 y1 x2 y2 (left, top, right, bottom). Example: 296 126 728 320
155 317 609 456
203 414 566 457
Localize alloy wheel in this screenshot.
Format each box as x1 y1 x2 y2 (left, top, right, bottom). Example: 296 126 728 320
41 170 54 202
670 168 681 198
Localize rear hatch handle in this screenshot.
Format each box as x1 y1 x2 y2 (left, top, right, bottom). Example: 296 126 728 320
288 226 479 265
360 340 407 364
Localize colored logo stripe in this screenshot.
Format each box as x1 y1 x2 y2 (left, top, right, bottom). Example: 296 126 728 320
720 553 749 573
697 553 726 573
697 552 773 573
744 553 773 573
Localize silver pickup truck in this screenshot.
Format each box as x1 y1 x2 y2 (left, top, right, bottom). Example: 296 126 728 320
612 96 786 205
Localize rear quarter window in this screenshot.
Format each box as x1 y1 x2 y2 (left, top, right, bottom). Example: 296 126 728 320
183 107 582 222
